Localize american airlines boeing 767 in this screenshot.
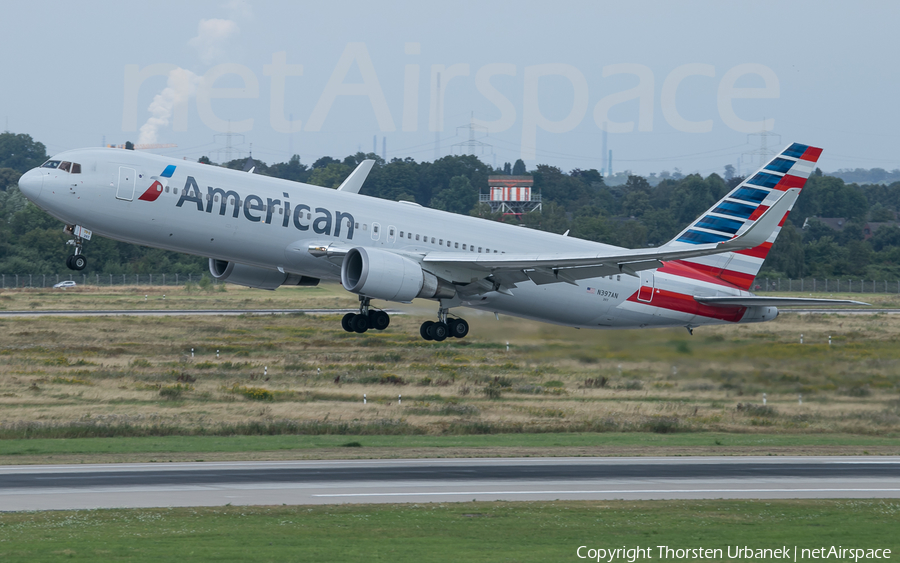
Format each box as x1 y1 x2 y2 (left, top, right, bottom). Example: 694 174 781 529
17 143 862 341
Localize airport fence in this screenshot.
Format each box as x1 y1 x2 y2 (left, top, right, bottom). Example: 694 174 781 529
2 274 900 294
750 278 900 294
0 273 213 289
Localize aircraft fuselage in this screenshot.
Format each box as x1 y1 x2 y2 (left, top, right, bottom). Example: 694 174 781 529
18 148 774 331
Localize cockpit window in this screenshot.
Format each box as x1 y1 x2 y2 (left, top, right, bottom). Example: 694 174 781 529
45 161 81 173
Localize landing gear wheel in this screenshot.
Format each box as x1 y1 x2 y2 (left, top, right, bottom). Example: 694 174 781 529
370 310 390 330
448 318 469 338
341 312 355 332
351 314 369 333
65 255 74 270
420 321 434 341
431 322 449 342
70 255 86 271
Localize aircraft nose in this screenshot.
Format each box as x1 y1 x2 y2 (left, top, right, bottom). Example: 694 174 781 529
18 168 43 199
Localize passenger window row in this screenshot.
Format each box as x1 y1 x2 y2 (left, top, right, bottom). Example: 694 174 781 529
116 177 505 254
396 229 502 254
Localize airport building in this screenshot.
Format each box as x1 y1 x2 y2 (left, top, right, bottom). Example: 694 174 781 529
481 175 542 216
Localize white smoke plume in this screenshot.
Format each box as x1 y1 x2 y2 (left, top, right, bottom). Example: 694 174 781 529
136 8 243 144
137 68 200 145
188 18 240 65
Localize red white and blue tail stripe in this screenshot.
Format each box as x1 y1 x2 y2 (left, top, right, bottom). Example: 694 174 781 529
663 143 822 290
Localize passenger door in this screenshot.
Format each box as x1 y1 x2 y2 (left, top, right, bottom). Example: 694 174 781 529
116 167 136 201
637 270 655 303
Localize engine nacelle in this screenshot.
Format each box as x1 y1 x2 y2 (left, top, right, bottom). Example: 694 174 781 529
340 247 455 302
209 259 319 290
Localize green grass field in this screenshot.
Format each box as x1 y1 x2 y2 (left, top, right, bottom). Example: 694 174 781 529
0 284 899 463
0 500 896 562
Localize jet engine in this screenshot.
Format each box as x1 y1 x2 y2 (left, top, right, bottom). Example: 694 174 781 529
208 259 319 290
340 247 455 302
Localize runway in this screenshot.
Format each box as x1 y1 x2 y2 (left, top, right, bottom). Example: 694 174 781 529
0 308 403 318
784 308 898 315
2 456 898 511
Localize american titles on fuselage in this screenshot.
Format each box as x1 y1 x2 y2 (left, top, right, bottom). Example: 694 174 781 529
175 176 355 239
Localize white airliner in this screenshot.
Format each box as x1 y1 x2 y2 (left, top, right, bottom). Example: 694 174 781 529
17 143 863 340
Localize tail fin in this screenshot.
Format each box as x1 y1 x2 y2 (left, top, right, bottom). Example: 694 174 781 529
663 142 822 289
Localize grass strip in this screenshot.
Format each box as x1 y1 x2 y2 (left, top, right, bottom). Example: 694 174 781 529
0 432 898 458
0 500 897 562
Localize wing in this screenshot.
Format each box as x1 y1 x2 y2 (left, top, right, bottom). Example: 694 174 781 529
422 187 797 289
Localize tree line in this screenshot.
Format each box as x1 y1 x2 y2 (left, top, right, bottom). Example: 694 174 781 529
1 131 899 281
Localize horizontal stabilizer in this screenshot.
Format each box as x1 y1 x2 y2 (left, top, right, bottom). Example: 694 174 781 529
694 296 869 308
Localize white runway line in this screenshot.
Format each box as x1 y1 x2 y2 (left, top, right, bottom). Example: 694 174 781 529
314 488 900 498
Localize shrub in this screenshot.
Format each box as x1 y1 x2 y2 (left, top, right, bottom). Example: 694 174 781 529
51 377 92 386
370 353 402 363
643 416 681 434
159 384 192 400
198 274 213 292
174 372 197 383
482 376 514 388
736 403 778 417
229 384 274 401
441 403 480 416
846 386 872 397
483 384 503 400
583 377 608 389
42 355 69 366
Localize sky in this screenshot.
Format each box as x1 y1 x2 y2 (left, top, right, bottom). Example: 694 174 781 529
1 0 897 177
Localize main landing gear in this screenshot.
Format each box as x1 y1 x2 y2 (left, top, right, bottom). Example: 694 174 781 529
419 307 469 342
64 226 87 271
341 296 391 334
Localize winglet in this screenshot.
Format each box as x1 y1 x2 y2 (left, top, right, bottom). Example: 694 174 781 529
716 187 800 252
336 159 375 193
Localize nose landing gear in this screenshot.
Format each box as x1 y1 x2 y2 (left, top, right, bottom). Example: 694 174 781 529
420 307 468 342
341 296 391 334
64 225 90 271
